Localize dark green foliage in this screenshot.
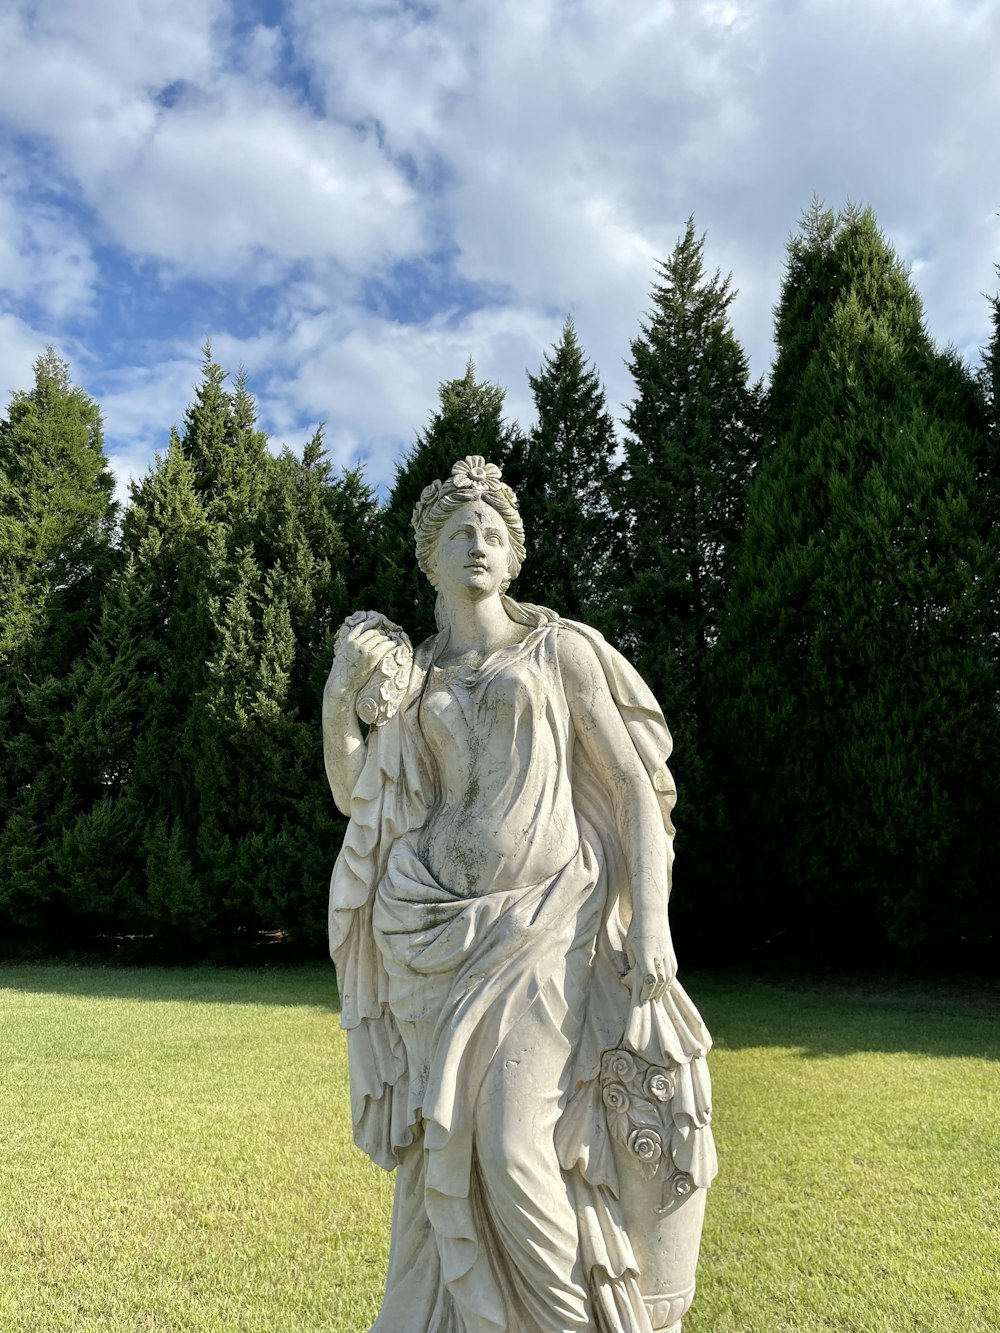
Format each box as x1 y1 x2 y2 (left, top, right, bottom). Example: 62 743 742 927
619 221 761 938
0 351 119 946
504 319 621 630
3 350 377 957
374 362 523 643
0 348 117 666
981 273 1000 509
710 204 999 964
3 248 998 968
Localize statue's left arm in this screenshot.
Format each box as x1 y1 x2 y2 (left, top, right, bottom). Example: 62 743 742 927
558 630 677 1004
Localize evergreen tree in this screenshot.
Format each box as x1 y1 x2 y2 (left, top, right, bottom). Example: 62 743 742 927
619 221 760 937
0 351 118 945
0 348 117 665
505 319 621 629
981 271 1000 507
36 354 374 955
375 362 523 642
710 204 998 962
31 434 213 946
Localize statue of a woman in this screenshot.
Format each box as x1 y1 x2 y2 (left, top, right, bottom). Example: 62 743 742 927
323 456 716 1333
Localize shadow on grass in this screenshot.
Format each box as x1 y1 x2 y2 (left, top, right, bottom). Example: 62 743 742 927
685 967 1000 1062
0 959 341 1012
2 960 997 1060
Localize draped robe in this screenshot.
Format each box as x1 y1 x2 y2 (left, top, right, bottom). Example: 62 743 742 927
329 607 716 1333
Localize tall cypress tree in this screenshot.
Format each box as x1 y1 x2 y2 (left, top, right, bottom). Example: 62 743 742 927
620 221 760 936
981 271 1000 511
38 433 214 945
0 350 118 945
0 348 117 666
38 355 374 955
375 362 523 643
710 204 998 962
505 319 621 629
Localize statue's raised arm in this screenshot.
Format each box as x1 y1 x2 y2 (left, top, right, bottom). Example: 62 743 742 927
322 611 412 815
326 456 717 1333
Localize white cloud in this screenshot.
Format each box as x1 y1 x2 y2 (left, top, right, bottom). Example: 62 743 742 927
104 82 423 277
3 0 1000 496
0 312 48 405
289 0 772 361
0 167 97 319
0 0 424 282
288 0 1000 379
94 354 204 504
209 297 558 491
0 0 216 181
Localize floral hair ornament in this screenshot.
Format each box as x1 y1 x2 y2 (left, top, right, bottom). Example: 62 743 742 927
410 455 520 536
451 455 503 490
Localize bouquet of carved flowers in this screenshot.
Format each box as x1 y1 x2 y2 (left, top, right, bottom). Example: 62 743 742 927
335 610 413 728
600 1050 694 1202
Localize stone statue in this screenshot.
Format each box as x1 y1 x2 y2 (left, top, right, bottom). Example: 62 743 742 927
323 456 717 1333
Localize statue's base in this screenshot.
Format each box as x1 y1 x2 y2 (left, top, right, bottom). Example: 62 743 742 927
646 1284 693 1330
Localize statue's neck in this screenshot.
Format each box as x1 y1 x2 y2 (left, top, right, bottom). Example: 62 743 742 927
436 593 523 666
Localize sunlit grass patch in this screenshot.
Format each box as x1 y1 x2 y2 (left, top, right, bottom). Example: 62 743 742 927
690 972 1000 1333
0 964 391 1332
1 964 997 1331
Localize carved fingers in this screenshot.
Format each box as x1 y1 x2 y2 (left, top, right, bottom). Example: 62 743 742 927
626 933 678 1006
330 615 398 689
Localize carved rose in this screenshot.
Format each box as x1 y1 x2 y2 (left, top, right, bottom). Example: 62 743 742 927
672 1172 693 1197
338 622 414 727
606 1052 636 1082
627 1127 663 1167
602 1083 630 1114
411 479 444 533
379 644 413 686
356 695 380 725
644 1069 675 1103
380 657 402 684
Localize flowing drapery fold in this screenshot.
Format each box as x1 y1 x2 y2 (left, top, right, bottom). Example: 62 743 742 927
330 609 716 1331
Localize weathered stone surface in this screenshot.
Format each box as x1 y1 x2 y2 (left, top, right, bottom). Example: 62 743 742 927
323 456 716 1332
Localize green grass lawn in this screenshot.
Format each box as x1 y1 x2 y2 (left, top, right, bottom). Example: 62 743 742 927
1 963 997 1332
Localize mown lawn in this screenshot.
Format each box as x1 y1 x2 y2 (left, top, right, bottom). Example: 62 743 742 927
1 963 997 1332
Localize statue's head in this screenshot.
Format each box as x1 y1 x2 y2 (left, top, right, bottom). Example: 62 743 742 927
411 456 526 594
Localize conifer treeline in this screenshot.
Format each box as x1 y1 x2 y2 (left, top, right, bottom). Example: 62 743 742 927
2 202 997 966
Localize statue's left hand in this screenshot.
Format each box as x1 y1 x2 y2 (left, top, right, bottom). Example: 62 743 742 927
625 927 678 1005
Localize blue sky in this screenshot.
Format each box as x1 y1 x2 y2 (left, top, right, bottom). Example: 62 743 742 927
2 0 999 501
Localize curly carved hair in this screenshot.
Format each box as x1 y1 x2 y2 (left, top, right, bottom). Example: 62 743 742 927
411 456 526 594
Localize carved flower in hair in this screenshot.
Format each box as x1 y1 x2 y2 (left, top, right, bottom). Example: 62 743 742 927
452 455 502 490
411 479 443 532
494 481 519 511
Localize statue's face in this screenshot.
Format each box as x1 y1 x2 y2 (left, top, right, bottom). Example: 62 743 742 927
432 500 510 600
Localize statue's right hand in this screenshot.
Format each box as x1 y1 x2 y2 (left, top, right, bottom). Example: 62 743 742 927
327 612 399 694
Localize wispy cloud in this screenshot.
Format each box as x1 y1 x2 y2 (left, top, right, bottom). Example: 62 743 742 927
2 0 998 493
